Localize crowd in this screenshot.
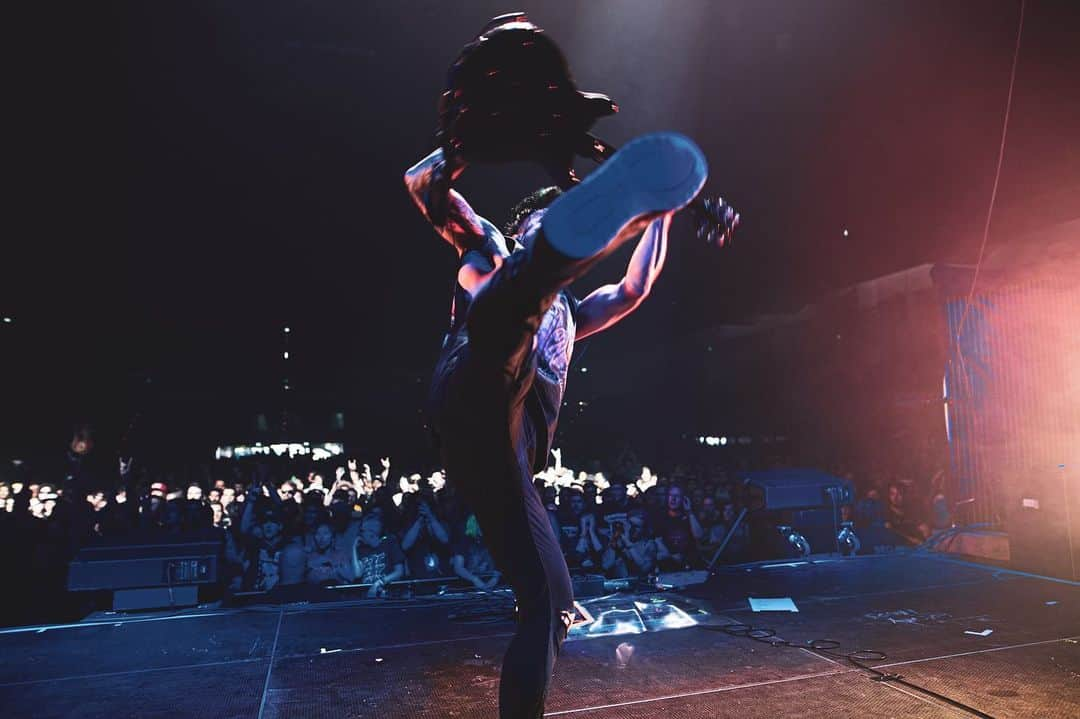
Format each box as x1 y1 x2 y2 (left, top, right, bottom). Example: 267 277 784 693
0 431 950 625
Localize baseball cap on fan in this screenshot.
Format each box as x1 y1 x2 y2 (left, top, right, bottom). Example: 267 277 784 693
150 482 168 498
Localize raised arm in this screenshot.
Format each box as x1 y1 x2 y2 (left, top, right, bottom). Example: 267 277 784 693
575 213 671 341
401 514 424 551
425 508 450 544
404 148 506 258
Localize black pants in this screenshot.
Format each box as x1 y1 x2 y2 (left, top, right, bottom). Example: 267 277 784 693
432 238 597 719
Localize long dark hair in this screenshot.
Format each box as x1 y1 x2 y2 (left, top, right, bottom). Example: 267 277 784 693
503 186 563 237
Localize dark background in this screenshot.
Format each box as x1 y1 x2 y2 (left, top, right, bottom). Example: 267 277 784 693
4 0 1078 466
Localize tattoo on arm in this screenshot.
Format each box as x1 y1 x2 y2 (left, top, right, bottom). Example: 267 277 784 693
405 148 494 256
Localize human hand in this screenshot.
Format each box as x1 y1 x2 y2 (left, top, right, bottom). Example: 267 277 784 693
637 466 658 492
551 447 562 470
347 459 358 472
683 496 692 512
536 467 555 487
119 456 134 477
380 457 391 471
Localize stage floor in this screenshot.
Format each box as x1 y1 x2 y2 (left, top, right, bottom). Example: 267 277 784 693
1 552 1077 718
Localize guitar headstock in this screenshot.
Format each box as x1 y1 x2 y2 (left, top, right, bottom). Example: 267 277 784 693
693 195 740 249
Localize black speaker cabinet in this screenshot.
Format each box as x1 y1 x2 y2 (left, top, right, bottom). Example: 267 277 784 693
68 530 223 609
1007 464 1080 581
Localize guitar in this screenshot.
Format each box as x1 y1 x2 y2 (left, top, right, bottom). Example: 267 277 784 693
437 13 741 247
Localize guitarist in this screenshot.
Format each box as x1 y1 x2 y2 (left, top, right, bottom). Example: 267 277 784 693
405 128 707 717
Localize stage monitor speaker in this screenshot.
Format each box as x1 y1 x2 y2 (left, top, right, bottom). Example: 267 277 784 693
68 531 222 600
1006 464 1080 581
573 574 606 597
788 508 840 555
742 469 854 511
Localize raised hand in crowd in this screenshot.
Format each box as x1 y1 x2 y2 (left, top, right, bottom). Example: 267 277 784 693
577 512 603 558
636 466 658 493
427 470 446 493
682 493 705 541
403 499 449 550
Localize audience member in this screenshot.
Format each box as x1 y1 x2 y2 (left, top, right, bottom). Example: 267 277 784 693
601 506 657 578
353 515 406 598
556 489 586 567
400 491 450 579
574 511 604 571
450 512 499 589
599 481 632 544
695 495 726 555
885 483 929 545
305 521 353 585
653 484 704 571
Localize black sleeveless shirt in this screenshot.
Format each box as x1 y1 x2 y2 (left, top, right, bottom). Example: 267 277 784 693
431 247 577 474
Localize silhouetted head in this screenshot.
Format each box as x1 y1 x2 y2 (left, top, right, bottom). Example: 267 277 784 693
504 186 562 249
313 522 334 551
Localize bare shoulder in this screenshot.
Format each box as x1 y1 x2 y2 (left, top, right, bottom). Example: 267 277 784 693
458 224 518 297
